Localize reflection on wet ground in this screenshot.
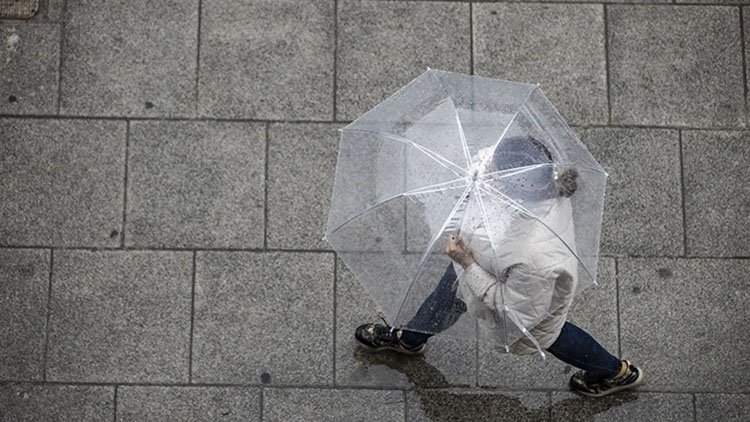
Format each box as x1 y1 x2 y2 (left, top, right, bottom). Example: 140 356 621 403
354 348 638 421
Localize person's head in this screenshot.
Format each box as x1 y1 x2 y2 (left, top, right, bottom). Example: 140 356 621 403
491 135 578 199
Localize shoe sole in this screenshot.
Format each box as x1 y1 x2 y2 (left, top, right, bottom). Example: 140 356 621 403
573 368 645 398
357 341 426 356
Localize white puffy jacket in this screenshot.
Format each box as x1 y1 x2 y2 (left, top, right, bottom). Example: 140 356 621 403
453 152 579 356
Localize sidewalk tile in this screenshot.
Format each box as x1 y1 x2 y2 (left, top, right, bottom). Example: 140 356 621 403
0 383 114 421
192 252 334 385
619 258 750 391
199 0 334 120
46 251 192 383
117 386 260 421
479 259 617 388
696 393 750 422
551 392 693 421
267 123 339 250
60 0 198 117
0 24 60 114
264 388 404 422
578 127 683 256
407 389 549 422
608 5 744 127
126 121 265 248
0 119 125 247
683 130 750 257
0 249 49 380
337 0 470 120
474 4 607 125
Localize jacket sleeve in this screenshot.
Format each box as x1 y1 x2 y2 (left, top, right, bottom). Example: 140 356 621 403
461 262 556 331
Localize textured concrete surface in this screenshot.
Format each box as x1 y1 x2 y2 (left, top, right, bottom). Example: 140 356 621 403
0 119 126 247
60 0 198 117
0 249 49 381
619 258 750 391
199 0 335 120
578 127 683 256
0 24 60 115
474 3 608 125
608 5 744 128
263 388 404 422
126 120 266 248
1 1 748 420
192 251 334 385
267 123 339 250
117 386 260 422
682 130 750 257
46 250 193 383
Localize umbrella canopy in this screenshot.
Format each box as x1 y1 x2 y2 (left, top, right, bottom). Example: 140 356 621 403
324 69 607 353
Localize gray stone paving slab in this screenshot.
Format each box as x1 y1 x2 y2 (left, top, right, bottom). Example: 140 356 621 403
46 250 192 383
608 5 744 128
192 252 334 385
550 392 693 421
696 393 750 422
683 130 750 257
478 259 618 388
125 121 265 249
336 0 470 121
474 4 607 125
199 0 334 120
0 118 125 247
0 249 49 381
267 123 339 250
619 258 750 391
44 0 65 22
263 388 404 422
60 0 197 117
117 386 260 422
577 127 683 256
336 259 476 388
0 24 59 114
407 389 549 422
0 383 114 422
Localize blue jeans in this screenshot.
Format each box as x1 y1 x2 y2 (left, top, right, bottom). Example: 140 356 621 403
400 264 621 381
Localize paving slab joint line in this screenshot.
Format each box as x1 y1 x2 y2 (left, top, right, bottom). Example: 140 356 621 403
54 0 67 115
332 251 338 386
193 0 203 117
740 7 748 129
113 385 118 422
333 0 338 121
263 123 270 250
678 130 688 257
1 113 748 132
188 251 197 383
41 248 54 381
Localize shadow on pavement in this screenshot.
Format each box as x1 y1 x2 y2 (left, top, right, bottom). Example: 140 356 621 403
354 348 639 421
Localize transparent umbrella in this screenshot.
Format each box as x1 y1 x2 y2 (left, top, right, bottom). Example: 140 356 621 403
324 69 607 355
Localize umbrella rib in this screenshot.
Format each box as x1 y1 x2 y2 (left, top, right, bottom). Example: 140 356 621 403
473 187 511 350
480 163 607 180
478 184 595 283
393 183 474 325
341 128 467 178
486 86 539 160
324 177 470 238
426 70 473 169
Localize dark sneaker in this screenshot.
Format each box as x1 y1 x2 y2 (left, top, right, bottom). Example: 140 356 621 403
570 360 644 397
354 323 426 355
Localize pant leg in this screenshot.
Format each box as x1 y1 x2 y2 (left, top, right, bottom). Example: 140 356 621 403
546 321 621 381
400 264 467 346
